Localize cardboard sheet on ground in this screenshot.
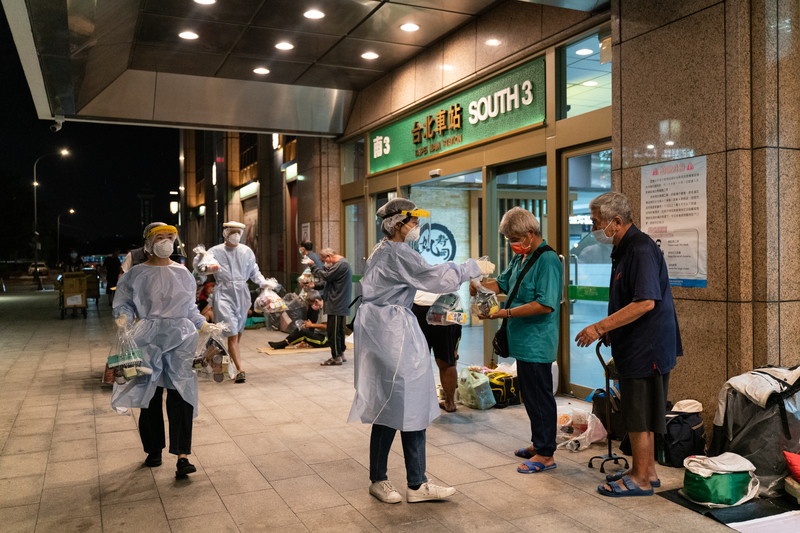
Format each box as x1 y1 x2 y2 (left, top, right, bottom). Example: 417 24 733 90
258 342 354 356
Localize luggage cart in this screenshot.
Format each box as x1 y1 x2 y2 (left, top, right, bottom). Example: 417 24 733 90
56 272 88 319
589 343 628 473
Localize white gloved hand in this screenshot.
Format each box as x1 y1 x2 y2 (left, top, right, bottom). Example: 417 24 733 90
115 315 129 328
475 259 495 277
200 322 213 334
262 278 278 290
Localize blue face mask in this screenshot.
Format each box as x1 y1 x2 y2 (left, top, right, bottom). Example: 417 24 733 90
70 253 78 259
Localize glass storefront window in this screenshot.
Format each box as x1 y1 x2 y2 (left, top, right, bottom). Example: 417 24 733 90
559 32 611 119
345 201 366 320
341 138 365 185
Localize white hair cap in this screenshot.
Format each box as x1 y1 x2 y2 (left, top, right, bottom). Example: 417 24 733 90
376 198 417 238
222 221 245 239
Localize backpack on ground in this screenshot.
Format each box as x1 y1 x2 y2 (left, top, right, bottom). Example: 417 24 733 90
656 408 706 468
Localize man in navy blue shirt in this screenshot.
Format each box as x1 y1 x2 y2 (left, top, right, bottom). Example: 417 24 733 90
576 191 682 498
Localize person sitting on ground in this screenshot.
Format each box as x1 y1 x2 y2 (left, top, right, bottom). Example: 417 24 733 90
197 281 215 323
411 290 461 413
268 290 328 350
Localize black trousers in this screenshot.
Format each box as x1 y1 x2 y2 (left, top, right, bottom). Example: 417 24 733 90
327 315 347 359
517 361 557 457
286 327 327 347
138 386 193 456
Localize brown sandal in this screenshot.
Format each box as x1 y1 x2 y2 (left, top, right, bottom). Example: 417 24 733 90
321 358 342 366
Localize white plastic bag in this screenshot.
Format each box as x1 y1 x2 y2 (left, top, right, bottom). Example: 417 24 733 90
495 361 517 377
558 411 607 451
458 369 496 410
193 244 220 275
254 288 286 313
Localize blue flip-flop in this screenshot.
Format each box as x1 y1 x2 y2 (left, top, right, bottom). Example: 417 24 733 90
597 475 654 497
517 460 557 474
606 470 661 487
514 448 534 459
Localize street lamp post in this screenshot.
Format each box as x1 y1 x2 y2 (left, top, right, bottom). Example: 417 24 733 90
57 209 75 266
32 149 69 289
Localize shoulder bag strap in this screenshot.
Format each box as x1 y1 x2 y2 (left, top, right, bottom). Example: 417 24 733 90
499 245 554 330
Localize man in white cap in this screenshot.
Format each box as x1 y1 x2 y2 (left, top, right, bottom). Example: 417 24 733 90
208 221 269 383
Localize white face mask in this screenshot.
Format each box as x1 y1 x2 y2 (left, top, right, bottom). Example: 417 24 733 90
592 221 616 245
404 225 421 243
227 233 241 245
153 239 174 258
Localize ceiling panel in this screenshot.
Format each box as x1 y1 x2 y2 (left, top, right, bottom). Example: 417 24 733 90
216 56 312 84
142 0 259 25
253 0 381 36
295 64 385 91
136 13 245 54
317 37 424 70
130 45 226 77
232 27 341 62
350 3 472 46
390 0 499 15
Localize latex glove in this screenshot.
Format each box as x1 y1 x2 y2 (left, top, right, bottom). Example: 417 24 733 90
115 315 129 328
200 322 213 334
301 256 313 265
475 259 495 277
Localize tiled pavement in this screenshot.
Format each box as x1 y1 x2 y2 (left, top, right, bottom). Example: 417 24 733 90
0 286 728 532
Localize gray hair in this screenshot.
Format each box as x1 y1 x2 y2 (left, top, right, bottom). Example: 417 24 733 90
499 207 541 238
319 248 336 258
589 192 632 224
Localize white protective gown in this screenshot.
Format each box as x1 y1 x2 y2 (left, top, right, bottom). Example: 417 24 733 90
112 263 206 417
348 241 481 432
208 243 267 335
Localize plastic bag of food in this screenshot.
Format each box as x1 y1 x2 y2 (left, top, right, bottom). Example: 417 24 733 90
263 277 281 291
426 292 467 326
107 326 146 383
458 369 496 410
298 268 314 286
470 286 500 317
193 244 220 275
556 406 593 442
254 288 286 313
558 411 607 451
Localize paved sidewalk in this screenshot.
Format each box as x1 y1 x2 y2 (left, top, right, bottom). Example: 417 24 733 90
0 287 727 532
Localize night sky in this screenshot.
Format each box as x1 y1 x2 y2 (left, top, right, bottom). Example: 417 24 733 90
0 11 179 263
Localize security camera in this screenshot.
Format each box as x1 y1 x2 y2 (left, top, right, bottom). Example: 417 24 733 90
50 116 65 132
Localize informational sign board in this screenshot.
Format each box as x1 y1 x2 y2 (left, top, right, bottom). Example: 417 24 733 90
368 57 545 175
641 155 707 287
300 223 310 243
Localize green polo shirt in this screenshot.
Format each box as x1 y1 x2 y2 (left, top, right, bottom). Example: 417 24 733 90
495 241 562 363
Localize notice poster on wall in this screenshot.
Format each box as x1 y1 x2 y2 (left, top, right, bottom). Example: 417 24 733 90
244 209 258 259
300 223 310 244
640 155 707 287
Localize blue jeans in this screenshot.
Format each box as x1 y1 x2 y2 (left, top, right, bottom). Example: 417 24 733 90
369 424 427 487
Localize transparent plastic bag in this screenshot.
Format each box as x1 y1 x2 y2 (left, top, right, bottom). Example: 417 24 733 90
558 411 607 452
298 268 314 286
458 368 496 410
556 407 597 445
107 326 146 384
193 244 220 275
294 319 307 332
263 277 281 291
254 288 286 314
426 292 467 326
470 286 500 317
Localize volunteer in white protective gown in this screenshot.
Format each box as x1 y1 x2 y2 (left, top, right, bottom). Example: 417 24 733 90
348 198 490 505
208 221 269 383
112 223 210 477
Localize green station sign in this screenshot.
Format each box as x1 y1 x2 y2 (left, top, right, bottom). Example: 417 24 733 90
368 56 545 175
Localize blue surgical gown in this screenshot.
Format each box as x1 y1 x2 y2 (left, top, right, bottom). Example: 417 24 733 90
112 263 206 417
347 241 481 432
208 243 267 335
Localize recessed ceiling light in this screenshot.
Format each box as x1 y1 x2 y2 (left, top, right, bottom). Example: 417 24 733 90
576 48 593 55
401 23 419 32
486 39 501 46
253 68 270 75
665 141 675 146
441 64 454 71
646 144 655 149
582 81 598 87
362 52 379 59
304 10 325 19
275 42 294 50
179 31 198 40
194 0 216 4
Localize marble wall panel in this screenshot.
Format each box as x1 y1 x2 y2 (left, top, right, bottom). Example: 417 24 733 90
725 0 752 150
360 75 393 127
751 148 780 302
475 1 542 72
611 44 621 170
343 95 362 137
414 43 443 101
727 302 754 379
618 0 720 42
779 149 800 299
540 6 590 41
751 0 778 149
619 5 725 168
753 302 780 367
778 0 800 148
611 169 621 192
442 21 476 87
620 167 640 225
391 61 416 113
726 150 752 302
781 302 800 367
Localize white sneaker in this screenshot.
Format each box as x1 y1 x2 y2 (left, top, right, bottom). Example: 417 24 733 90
406 482 456 503
369 480 402 504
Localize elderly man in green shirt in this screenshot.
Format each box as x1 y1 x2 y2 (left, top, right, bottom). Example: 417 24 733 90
471 206 562 474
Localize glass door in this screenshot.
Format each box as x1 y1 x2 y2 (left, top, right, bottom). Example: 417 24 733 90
344 200 366 321
561 145 612 398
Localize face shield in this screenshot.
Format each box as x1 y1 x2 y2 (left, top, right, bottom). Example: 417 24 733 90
400 209 430 253
144 225 183 258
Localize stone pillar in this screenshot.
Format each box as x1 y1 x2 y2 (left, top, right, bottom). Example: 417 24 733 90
296 137 342 254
